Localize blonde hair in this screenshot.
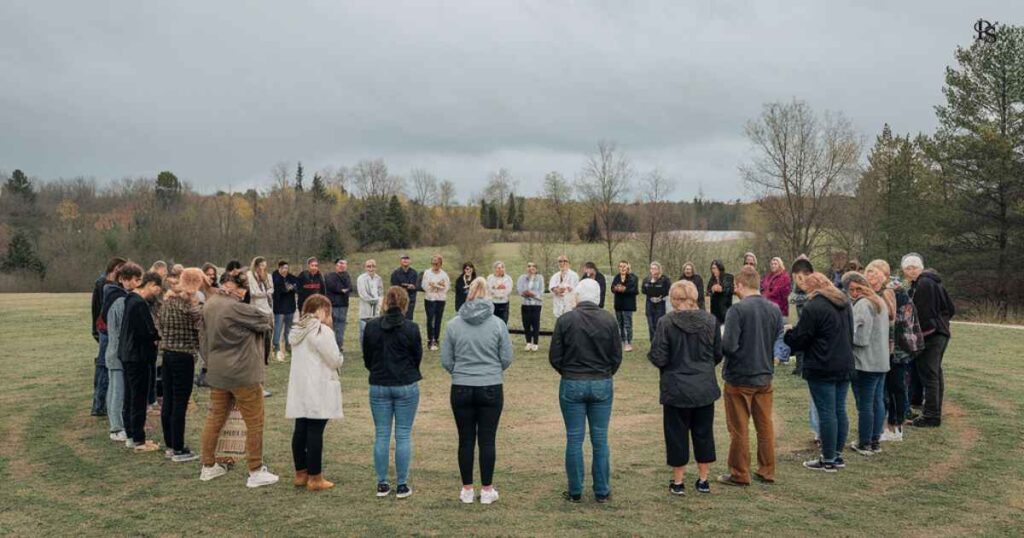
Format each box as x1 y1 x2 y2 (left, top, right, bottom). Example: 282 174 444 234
650 261 663 275
865 260 896 320
770 257 785 271
800 272 847 305
670 280 699 310
165 267 206 301
249 256 269 284
467 277 489 301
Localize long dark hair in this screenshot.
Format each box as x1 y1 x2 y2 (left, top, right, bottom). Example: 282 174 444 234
461 262 477 282
708 259 726 291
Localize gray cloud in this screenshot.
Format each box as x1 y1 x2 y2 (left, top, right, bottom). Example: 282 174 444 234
1 0 1019 201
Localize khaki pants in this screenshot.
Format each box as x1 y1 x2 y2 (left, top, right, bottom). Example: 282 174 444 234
723 383 775 484
200 384 265 472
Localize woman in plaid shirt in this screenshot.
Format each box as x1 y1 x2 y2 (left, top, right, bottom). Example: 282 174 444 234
158 268 206 462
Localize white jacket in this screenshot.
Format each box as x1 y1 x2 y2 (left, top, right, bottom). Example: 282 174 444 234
246 270 274 316
486 274 514 304
357 272 384 320
285 316 344 419
421 268 451 302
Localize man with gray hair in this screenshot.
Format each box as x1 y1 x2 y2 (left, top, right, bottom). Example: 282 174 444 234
901 253 955 428
548 279 622 503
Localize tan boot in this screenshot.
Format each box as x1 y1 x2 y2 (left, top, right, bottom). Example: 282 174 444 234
294 470 308 487
306 474 335 492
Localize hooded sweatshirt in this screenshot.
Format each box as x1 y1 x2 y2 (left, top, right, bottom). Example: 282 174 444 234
910 270 955 338
851 298 891 373
362 307 423 386
104 294 128 370
441 299 513 386
784 288 855 382
285 315 344 419
549 301 622 380
648 309 722 408
721 295 784 387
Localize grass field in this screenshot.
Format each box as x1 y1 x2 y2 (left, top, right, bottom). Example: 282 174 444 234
1 288 1022 536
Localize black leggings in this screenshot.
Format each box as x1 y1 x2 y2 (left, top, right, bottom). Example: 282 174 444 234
451 385 504 486
124 361 152 444
493 303 510 324
160 351 195 451
885 361 908 426
521 305 541 344
292 418 329 475
663 403 716 467
425 300 446 343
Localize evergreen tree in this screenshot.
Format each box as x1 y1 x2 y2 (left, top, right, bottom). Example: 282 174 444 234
515 196 526 231
295 162 305 192
505 193 517 230
487 203 502 230
352 197 391 248
319 223 345 261
583 214 601 243
155 170 182 208
479 199 488 227
4 169 35 202
1 230 46 278
311 172 331 204
386 195 410 248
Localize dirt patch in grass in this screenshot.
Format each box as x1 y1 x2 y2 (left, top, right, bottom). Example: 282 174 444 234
916 401 979 484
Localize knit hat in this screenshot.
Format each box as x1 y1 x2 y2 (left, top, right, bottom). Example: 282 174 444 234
900 253 924 270
841 271 869 291
575 279 601 305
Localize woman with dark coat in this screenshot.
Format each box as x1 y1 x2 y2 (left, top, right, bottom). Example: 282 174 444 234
649 280 722 495
707 260 734 325
454 262 477 313
642 262 672 343
679 262 705 311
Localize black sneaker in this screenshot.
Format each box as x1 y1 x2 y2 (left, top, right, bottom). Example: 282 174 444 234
396 484 412 499
911 417 941 428
595 493 611 504
834 455 846 469
850 442 874 456
669 480 685 496
376 482 391 497
803 458 837 473
562 491 582 503
695 479 710 494
172 448 198 462
870 442 882 454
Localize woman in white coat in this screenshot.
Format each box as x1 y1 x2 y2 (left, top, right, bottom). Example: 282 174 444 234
247 256 275 316
286 294 344 491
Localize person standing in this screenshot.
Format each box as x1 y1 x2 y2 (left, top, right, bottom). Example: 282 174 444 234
549 255 579 319
297 257 327 311
198 272 278 488
549 279 621 503
516 262 544 352
784 273 855 473
325 258 353 352
679 262 705 312
201 263 219 290
91 257 126 416
421 255 451 351
120 271 164 453
440 278 514 505
271 261 299 361
486 261 514 325
611 261 639 352
454 262 477 313
104 262 142 442
642 262 671 343
842 272 890 456
761 257 792 318
742 252 758 270
580 261 607 309
158 268 205 462
362 287 423 499
865 260 918 442
707 260 734 325
648 280 722 496
789 257 821 442
247 257 275 318
390 254 419 320
357 259 385 343
225 260 243 279
717 266 783 486
902 253 955 428
286 294 344 492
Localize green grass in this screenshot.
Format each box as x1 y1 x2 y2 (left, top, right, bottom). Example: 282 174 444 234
1 289 1022 536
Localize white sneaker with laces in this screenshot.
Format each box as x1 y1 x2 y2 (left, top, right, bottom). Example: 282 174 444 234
110 431 127 442
459 487 475 504
246 465 280 488
275 350 286 362
480 487 499 505
125 439 136 449
200 463 228 482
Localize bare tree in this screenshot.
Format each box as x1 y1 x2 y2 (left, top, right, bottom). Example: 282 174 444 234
438 179 456 211
577 141 633 273
353 159 404 201
740 99 861 260
270 162 291 191
543 171 575 241
409 168 439 206
484 168 516 206
638 169 675 265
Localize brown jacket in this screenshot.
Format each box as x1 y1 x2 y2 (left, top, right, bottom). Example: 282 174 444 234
202 292 273 389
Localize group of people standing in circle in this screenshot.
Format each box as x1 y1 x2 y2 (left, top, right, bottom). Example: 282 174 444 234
86 246 954 502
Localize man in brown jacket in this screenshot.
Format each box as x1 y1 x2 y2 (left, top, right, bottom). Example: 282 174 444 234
197 271 279 488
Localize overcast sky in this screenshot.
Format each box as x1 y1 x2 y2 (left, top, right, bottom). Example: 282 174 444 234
2 1 1020 201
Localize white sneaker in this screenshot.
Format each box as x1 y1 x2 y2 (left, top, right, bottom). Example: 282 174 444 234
524 344 532 352
125 439 136 449
624 343 633 352
246 465 280 488
110 431 127 442
459 487 475 504
200 463 228 482
531 344 539 351
890 428 904 442
275 350 286 362
480 487 499 505
164 448 175 459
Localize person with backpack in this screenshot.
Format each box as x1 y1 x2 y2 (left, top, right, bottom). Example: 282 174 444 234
901 253 955 428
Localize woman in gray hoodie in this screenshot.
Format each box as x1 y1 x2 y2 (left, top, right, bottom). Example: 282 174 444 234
843 272 890 456
440 277 513 506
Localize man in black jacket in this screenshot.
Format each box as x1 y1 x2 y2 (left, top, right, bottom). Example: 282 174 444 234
90 256 126 416
297 257 327 310
271 260 298 360
581 261 607 309
391 254 418 320
902 253 955 427
325 258 353 351
120 271 163 452
549 279 622 503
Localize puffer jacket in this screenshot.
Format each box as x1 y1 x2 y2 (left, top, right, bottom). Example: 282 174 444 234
648 309 722 408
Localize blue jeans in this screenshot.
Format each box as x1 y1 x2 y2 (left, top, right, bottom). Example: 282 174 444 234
809 399 820 438
559 378 614 497
646 302 666 342
331 307 348 351
273 313 294 352
807 379 849 462
369 383 420 485
106 369 125 433
91 333 109 414
852 371 886 445
615 311 634 344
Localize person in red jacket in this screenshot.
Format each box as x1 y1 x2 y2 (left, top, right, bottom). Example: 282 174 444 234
760 257 792 317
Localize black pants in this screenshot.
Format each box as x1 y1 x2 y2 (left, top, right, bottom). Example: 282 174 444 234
405 294 417 320
885 360 908 426
425 300 446 343
908 358 924 407
292 418 329 475
493 303 509 324
916 334 949 421
124 361 152 444
451 385 504 486
161 351 196 451
663 403 716 467
521 305 541 344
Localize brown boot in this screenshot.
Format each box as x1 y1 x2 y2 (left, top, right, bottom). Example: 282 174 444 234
294 470 308 487
306 474 335 492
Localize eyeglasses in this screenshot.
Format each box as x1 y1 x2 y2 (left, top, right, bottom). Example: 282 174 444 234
558 260 568 264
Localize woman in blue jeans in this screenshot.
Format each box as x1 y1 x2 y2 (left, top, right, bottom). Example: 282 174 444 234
784 272 855 472
843 272 891 455
361 287 423 499
549 279 622 503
